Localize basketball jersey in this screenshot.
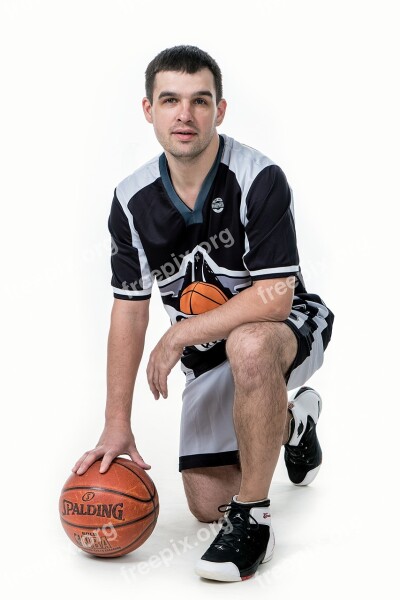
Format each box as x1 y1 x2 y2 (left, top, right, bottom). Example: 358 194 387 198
108 133 313 379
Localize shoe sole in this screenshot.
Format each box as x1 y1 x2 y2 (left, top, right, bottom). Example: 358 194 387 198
195 561 243 582
261 528 275 563
195 529 275 582
293 464 321 486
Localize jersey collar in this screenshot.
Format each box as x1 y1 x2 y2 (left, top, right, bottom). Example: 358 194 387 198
159 134 225 226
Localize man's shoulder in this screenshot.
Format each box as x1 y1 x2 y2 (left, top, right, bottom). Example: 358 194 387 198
221 133 281 191
115 153 161 204
222 134 276 167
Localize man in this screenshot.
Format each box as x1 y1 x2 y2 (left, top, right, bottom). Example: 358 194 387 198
73 45 334 582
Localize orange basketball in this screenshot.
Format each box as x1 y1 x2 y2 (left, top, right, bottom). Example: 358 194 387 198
180 281 228 314
59 458 159 557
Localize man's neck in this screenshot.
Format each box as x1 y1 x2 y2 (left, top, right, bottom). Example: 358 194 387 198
165 133 220 201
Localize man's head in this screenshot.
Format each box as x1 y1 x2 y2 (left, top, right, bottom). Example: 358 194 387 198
142 45 227 161
145 45 223 106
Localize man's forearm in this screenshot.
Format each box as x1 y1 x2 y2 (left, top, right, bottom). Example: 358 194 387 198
105 305 148 424
171 277 295 349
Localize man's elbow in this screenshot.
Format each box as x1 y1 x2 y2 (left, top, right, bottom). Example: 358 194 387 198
277 306 292 321
263 303 292 322
253 280 294 322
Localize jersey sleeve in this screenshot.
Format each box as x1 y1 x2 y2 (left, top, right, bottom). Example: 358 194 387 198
108 188 154 300
242 165 300 281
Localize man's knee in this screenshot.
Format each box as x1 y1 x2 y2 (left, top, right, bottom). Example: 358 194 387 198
226 322 273 363
226 321 297 382
182 465 241 523
184 481 221 522
187 502 221 523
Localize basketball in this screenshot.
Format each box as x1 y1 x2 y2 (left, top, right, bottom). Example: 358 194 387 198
59 458 159 557
180 281 228 314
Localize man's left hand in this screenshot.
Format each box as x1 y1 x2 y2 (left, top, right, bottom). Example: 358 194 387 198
146 327 184 399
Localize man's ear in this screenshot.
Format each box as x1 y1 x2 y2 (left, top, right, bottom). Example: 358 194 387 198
216 98 227 127
142 97 153 124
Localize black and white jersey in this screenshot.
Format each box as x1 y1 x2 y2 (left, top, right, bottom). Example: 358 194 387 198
108 133 323 379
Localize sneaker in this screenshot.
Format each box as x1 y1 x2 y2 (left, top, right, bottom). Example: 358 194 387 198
194 495 275 582
284 386 322 485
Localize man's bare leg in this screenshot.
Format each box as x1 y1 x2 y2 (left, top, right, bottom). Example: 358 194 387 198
225 321 298 502
182 406 292 522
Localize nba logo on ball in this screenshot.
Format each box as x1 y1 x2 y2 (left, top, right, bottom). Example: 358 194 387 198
211 198 224 213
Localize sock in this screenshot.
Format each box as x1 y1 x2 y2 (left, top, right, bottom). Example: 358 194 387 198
231 494 272 526
233 494 269 505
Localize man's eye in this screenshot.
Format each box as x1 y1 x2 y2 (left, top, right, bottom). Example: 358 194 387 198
194 98 207 105
165 98 177 103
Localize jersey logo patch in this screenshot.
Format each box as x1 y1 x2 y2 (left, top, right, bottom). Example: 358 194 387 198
211 197 224 213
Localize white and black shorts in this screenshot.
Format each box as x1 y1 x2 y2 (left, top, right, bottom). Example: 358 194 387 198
178 294 334 472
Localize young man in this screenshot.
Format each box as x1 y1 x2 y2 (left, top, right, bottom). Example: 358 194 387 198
73 45 334 582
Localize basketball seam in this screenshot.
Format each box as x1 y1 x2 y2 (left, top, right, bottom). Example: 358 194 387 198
113 459 156 496
79 517 158 556
61 485 153 503
198 282 228 296
113 460 158 515
191 290 225 304
181 283 228 305
191 282 228 302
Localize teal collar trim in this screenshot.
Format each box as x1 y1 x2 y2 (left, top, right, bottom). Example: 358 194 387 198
159 134 225 226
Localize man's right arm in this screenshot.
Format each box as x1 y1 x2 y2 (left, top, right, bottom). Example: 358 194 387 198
72 298 151 475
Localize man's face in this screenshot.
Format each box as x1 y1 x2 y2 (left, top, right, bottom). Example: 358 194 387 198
142 68 227 160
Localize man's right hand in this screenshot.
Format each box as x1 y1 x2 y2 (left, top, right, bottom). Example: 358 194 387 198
71 423 151 475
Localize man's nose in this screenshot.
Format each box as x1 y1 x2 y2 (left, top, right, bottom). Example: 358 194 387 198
177 101 193 121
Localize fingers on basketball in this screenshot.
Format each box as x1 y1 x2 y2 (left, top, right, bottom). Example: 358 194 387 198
72 451 90 472
130 449 151 470
76 447 106 475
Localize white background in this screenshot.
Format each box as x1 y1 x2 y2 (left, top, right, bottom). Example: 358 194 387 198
0 0 398 597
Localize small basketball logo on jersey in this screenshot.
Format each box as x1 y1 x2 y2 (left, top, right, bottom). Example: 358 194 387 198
211 197 224 213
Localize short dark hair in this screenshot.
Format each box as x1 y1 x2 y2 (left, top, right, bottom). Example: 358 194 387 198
145 45 223 105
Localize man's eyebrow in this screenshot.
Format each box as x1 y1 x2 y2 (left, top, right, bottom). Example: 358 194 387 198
158 90 214 100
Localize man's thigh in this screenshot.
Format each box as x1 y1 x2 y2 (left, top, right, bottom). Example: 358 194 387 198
182 464 242 523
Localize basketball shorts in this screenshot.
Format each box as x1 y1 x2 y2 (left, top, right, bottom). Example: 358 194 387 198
178 294 334 472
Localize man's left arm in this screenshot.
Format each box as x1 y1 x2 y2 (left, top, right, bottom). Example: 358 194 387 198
147 277 295 399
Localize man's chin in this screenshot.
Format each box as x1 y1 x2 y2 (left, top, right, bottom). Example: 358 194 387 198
167 144 203 160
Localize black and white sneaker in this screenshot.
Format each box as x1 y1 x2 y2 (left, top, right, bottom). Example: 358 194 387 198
284 386 322 485
194 495 274 582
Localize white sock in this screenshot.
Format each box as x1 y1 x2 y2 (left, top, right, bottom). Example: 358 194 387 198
233 494 269 504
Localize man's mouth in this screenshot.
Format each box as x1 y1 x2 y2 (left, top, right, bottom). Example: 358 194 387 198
172 130 197 140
